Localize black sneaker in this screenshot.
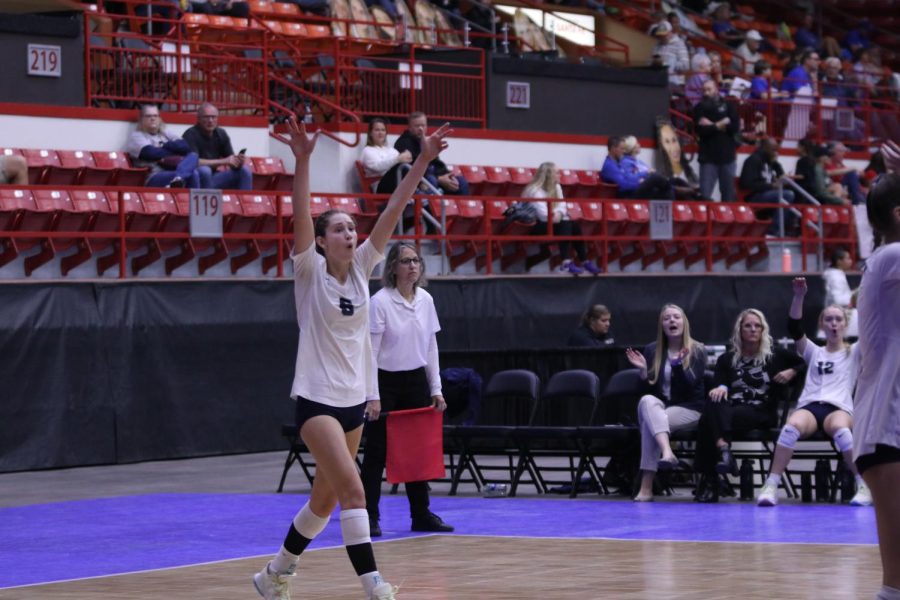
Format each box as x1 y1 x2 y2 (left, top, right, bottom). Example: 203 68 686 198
369 518 382 538
716 446 738 476
411 512 454 533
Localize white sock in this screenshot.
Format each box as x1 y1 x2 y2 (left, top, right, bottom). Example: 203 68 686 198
360 571 385 595
765 473 782 487
270 548 299 575
876 584 900 600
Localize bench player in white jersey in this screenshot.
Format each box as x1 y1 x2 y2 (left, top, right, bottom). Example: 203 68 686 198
756 277 872 507
853 142 900 600
252 118 451 600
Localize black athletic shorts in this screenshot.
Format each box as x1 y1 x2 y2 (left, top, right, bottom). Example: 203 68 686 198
799 401 841 431
295 396 366 433
856 444 900 476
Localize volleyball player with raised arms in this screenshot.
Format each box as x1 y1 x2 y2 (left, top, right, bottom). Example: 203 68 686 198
253 117 451 600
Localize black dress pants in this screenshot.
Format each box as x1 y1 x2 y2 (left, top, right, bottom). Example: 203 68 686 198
694 401 773 475
361 367 432 521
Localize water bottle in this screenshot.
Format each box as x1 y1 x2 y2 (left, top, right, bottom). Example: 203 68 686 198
781 247 792 273
739 459 754 501
800 472 813 503
814 459 831 502
483 483 509 498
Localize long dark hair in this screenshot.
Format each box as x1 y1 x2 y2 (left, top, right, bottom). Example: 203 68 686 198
867 172 900 249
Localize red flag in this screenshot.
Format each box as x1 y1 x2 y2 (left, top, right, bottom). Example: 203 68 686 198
385 407 445 484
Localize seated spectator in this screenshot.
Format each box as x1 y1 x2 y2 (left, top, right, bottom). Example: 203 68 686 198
794 12 842 58
868 68 900 144
756 277 871 507
819 57 866 144
806 143 849 205
125 104 200 188
711 3 744 48
843 18 873 58
732 29 763 75
621 136 651 176
739 138 797 234
826 142 867 206
693 79 738 201
781 49 820 97
393 112 468 196
359 118 412 193
708 51 730 90
656 120 700 199
567 304 614 347
190 0 250 17
275 0 328 16
749 61 790 101
650 21 689 87
182 102 252 191
0 152 27 185
523 162 600 275
684 53 712 107
625 304 707 502
693 309 804 502
601 135 673 199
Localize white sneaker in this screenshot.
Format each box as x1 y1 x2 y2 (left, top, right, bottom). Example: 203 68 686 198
756 482 778 506
370 582 399 600
253 562 294 600
850 481 873 506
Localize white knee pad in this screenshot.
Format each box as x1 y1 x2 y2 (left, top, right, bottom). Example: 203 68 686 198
777 424 801 449
340 508 371 546
294 502 330 539
833 427 853 453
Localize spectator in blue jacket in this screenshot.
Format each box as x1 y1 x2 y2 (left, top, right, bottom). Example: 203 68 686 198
601 136 673 199
125 104 201 188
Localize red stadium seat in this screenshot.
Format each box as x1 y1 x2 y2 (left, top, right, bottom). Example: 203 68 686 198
603 200 630 265
726 204 770 268
480 166 511 198
24 189 83 275
53 150 100 185
478 199 534 272
0 188 41 270
708 203 737 264
558 169 580 198
130 191 180 275
91 151 149 186
355 160 381 193
96 191 153 276
63 190 118 276
261 194 294 275
20 149 63 185
572 169 600 199
447 198 485 270
661 202 696 268
457 165 487 196
505 167 535 197
249 156 286 191
330 196 378 235
621 201 654 268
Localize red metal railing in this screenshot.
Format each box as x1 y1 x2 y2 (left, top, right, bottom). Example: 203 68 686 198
0 184 855 278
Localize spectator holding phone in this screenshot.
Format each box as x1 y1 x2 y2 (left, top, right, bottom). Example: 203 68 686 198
183 102 253 190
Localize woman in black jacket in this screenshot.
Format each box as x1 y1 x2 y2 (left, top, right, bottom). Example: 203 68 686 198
693 309 805 502
626 304 707 501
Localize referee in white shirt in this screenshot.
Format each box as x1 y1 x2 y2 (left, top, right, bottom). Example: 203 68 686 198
361 242 453 537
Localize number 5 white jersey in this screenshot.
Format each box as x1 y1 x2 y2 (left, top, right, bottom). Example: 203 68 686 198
796 341 860 414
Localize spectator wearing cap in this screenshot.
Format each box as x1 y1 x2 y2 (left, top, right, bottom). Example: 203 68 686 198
651 21 689 87
732 30 763 75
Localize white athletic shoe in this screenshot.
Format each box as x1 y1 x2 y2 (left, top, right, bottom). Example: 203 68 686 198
370 581 399 600
756 482 779 506
253 562 294 600
850 481 873 506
